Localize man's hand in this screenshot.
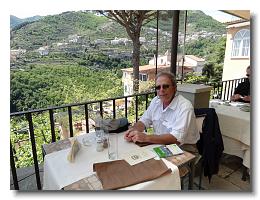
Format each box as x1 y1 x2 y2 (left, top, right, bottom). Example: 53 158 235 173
124 128 134 142
127 131 147 143
241 95 250 102
231 94 242 101
124 121 146 142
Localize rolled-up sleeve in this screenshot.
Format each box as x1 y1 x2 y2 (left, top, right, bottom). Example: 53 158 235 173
168 108 193 145
139 97 158 128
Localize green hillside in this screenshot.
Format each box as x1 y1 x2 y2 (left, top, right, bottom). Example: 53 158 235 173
10 15 42 29
186 10 225 34
11 11 111 50
11 10 225 51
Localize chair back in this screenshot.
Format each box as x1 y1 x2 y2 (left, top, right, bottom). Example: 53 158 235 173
194 108 224 182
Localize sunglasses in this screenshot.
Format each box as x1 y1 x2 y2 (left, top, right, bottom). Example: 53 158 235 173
155 84 171 90
246 74 250 77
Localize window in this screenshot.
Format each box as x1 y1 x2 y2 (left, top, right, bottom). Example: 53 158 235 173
139 73 147 81
231 29 250 57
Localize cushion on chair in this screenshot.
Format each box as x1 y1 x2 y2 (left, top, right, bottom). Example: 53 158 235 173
195 115 206 134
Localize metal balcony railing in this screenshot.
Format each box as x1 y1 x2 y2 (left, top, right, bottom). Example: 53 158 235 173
210 78 246 101
10 91 156 190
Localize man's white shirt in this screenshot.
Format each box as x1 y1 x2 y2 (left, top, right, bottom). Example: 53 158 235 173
140 94 200 145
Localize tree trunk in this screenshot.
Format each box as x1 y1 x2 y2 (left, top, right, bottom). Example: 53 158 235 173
132 37 141 93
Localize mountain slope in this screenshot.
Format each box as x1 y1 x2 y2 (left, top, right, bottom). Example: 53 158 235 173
186 10 225 34
10 15 42 29
10 11 111 50
10 10 225 51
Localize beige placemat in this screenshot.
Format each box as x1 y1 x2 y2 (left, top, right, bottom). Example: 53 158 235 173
64 174 103 190
93 159 171 190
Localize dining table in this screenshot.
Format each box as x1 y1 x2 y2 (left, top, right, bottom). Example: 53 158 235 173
210 100 250 169
42 132 184 190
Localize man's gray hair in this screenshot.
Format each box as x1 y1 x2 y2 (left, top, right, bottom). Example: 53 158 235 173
155 71 177 86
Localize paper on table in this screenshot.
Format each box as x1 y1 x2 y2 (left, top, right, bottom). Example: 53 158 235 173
166 144 183 156
67 139 81 163
121 148 156 166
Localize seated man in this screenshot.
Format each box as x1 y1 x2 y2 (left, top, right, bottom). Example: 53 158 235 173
230 66 250 103
124 71 200 148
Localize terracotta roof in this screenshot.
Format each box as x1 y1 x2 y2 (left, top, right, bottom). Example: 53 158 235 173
185 55 205 62
222 10 250 21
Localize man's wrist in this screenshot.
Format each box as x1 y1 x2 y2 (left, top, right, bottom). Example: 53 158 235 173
143 134 150 143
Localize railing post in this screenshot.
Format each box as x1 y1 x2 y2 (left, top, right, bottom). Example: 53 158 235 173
223 82 227 100
135 96 138 122
68 106 73 137
112 99 116 119
49 109 56 142
145 94 148 109
220 81 223 99
26 113 42 190
124 97 128 118
10 141 19 190
84 104 89 133
99 101 103 118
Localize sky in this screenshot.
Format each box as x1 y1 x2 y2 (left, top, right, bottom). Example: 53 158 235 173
7 0 252 21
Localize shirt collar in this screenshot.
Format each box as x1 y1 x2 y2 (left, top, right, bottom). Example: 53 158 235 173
156 93 179 111
168 93 179 111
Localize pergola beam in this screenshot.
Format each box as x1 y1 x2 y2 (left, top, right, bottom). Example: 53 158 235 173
221 10 250 21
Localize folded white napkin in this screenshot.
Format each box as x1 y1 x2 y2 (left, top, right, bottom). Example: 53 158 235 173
67 139 81 163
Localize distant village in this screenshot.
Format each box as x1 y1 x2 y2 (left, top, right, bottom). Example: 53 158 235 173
10 26 223 64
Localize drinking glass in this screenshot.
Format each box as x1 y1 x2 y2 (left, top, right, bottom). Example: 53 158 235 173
108 133 118 160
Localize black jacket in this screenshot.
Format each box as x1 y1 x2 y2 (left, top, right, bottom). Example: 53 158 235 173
234 79 250 103
195 108 224 182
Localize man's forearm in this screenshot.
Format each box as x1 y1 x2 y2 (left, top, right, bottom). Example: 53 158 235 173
145 134 179 145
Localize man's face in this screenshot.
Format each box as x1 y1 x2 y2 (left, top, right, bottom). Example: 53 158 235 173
156 75 176 104
246 68 251 82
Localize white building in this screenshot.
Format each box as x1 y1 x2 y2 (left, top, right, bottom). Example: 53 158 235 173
38 46 49 56
222 20 250 81
68 34 80 43
10 48 26 61
149 51 205 74
122 51 205 96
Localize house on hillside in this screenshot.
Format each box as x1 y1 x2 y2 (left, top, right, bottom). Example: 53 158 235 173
149 51 205 74
184 55 205 74
94 39 107 46
222 20 250 81
122 50 205 96
68 34 80 43
111 37 130 46
121 65 170 96
38 46 49 56
149 50 171 66
10 48 26 61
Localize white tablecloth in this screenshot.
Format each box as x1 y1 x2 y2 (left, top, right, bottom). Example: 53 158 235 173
43 133 180 190
210 101 250 168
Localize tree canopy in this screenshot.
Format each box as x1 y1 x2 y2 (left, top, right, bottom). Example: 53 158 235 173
98 10 157 93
